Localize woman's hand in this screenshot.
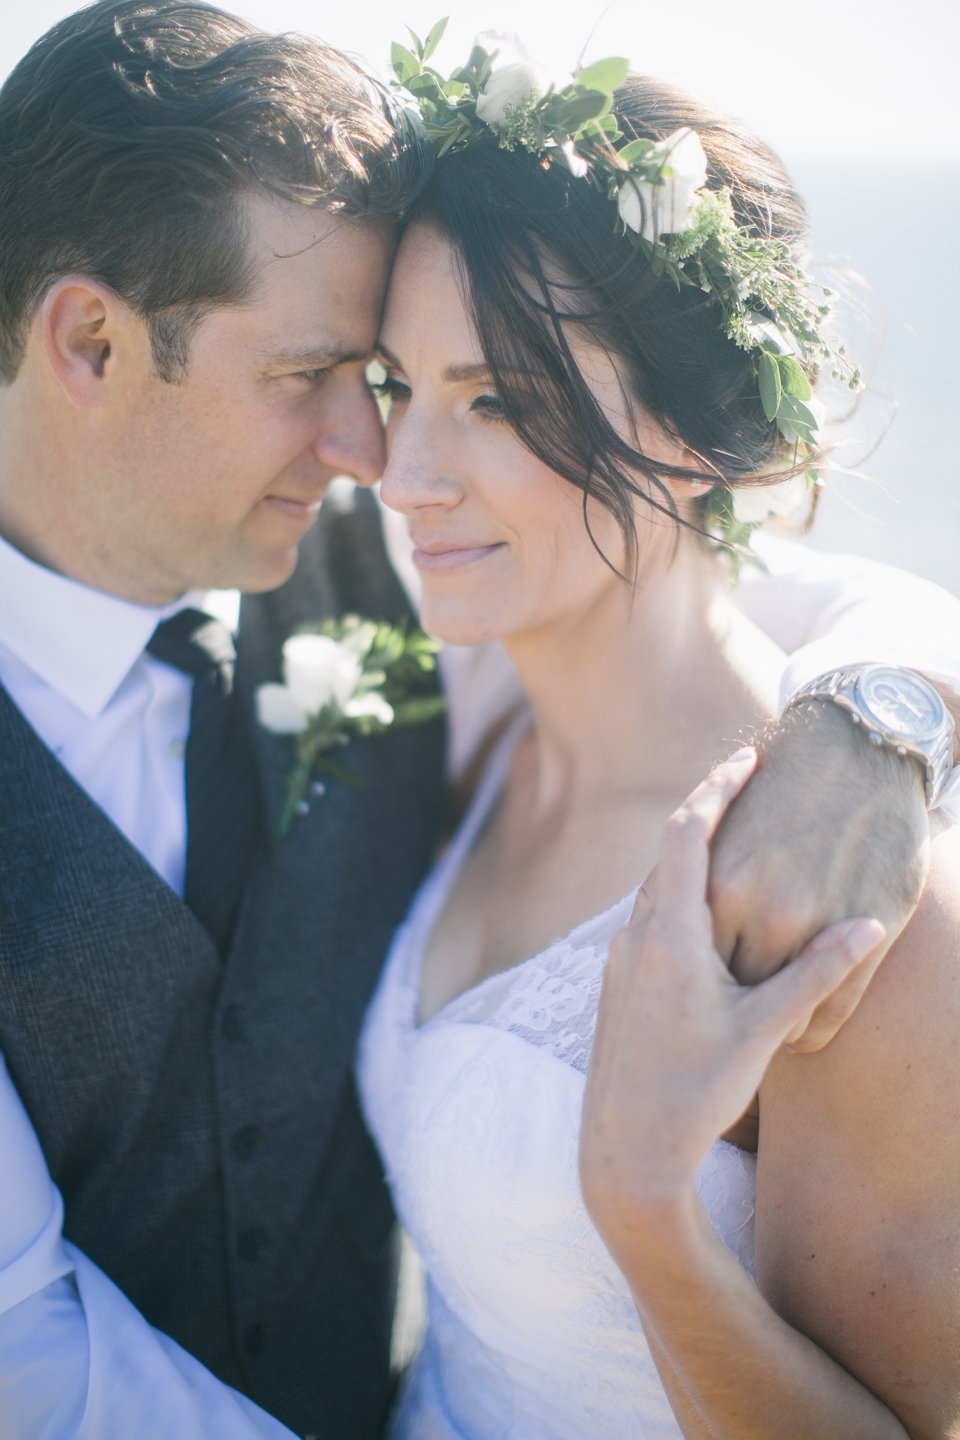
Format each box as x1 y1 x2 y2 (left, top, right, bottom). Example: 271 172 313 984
579 755 960 1440
580 748 887 1217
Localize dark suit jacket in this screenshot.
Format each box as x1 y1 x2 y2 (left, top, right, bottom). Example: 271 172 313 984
0 486 446 1439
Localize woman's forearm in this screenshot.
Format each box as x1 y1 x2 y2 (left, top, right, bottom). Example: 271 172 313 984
604 1192 910 1440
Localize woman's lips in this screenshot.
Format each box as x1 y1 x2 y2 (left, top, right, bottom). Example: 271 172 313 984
413 542 504 571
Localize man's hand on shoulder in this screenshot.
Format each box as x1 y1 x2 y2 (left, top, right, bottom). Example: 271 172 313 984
709 698 932 1054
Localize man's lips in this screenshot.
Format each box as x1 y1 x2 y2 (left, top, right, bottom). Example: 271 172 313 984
264 495 324 524
412 540 505 571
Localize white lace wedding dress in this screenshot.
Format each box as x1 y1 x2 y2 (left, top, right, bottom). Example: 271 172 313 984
357 721 758 1439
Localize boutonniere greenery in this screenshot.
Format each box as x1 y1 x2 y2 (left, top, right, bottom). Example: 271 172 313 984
256 616 446 836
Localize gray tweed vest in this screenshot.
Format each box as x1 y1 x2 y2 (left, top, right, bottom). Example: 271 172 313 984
0 486 446 1440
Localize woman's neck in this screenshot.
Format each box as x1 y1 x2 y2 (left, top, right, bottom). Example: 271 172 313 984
502 539 779 810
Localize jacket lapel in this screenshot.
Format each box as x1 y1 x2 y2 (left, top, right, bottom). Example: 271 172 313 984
0 680 219 957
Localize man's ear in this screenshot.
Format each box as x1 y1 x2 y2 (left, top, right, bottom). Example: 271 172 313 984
41 277 136 409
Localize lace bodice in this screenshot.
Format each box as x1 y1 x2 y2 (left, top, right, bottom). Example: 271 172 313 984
357 718 758 1440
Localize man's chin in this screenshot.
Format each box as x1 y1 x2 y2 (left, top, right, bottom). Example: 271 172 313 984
202 541 303 597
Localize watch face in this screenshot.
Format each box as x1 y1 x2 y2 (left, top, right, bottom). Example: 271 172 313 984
856 666 944 740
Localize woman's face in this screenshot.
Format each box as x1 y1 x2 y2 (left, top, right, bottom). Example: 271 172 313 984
377 226 690 648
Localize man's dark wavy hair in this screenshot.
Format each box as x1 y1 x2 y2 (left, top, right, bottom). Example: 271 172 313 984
0 0 429 381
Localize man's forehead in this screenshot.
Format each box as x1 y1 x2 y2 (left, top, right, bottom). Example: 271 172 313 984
243 192 391 276
241 203 390 332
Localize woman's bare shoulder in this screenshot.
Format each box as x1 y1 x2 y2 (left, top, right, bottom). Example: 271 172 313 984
754 822 960 1435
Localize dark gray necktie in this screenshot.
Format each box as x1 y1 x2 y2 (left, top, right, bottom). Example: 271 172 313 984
147 608 262 954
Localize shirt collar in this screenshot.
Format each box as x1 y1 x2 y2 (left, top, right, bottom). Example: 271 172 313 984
0 532 204 718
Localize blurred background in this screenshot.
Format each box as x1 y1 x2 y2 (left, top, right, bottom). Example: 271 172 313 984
2 0 957 594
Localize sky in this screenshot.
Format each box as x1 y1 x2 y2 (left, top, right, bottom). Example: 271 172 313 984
1 0 958 167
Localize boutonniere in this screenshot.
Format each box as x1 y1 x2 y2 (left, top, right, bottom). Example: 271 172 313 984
256 615 446 836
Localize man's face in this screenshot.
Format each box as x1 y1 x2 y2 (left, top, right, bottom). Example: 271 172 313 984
20 196 392 601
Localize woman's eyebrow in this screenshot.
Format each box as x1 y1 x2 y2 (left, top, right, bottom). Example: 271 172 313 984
441 362 494 384
375 347 510 385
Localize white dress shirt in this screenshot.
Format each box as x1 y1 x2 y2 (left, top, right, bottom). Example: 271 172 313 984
0 532 196 894
1 513 960 1439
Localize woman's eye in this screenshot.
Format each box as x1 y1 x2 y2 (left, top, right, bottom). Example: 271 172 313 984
369 376 412 404
471 391 505 421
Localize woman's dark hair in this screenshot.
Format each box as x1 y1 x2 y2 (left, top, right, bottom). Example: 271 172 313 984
407 76 814 567
0 0 429 381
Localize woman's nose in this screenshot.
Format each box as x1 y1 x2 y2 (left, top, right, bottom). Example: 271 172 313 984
379 405 463 515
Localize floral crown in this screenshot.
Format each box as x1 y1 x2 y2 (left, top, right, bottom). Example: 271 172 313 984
390 22 862 559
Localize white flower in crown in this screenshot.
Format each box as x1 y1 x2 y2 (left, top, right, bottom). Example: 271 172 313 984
617 128 709 241
732 472 813 527
474 32 565 124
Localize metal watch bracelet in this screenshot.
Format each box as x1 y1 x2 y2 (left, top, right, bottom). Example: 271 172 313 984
790 666 956 810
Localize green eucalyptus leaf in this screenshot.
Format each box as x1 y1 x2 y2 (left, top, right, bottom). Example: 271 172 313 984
557 90 611 129
407 71 441 99
576 57 629 94
435 126 463 157
665 261 682 292
617 137 654 165
422 16 449 61
405 26 424 58
391 41 420 84
775 353 811 400
775 393 818 444
758 351 782 421
777 393 818 430
594 113 621 138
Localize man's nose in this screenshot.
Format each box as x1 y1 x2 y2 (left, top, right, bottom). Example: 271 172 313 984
312 369 386 486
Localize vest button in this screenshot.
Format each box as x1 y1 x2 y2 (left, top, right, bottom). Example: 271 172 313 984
231 1124 263 1160
220 1004 244 1040
243 1321 265 1355
237 1227 270 1261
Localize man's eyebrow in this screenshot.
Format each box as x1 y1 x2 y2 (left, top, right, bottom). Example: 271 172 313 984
374 343 404 372
260 346 370 369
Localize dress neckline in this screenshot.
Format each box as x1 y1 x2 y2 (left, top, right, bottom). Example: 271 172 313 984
408 711 640 1030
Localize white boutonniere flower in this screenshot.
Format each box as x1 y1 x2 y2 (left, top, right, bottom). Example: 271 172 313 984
617 127 709 241
256 616 445 836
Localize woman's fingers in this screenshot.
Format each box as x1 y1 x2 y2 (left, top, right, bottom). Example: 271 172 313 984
655 748 757 914
778 932 893 1054
746 917 887 1049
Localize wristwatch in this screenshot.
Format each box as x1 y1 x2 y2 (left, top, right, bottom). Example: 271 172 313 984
790 665 956 809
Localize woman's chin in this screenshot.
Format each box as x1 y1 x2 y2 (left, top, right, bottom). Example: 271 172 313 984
418 596 511 650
